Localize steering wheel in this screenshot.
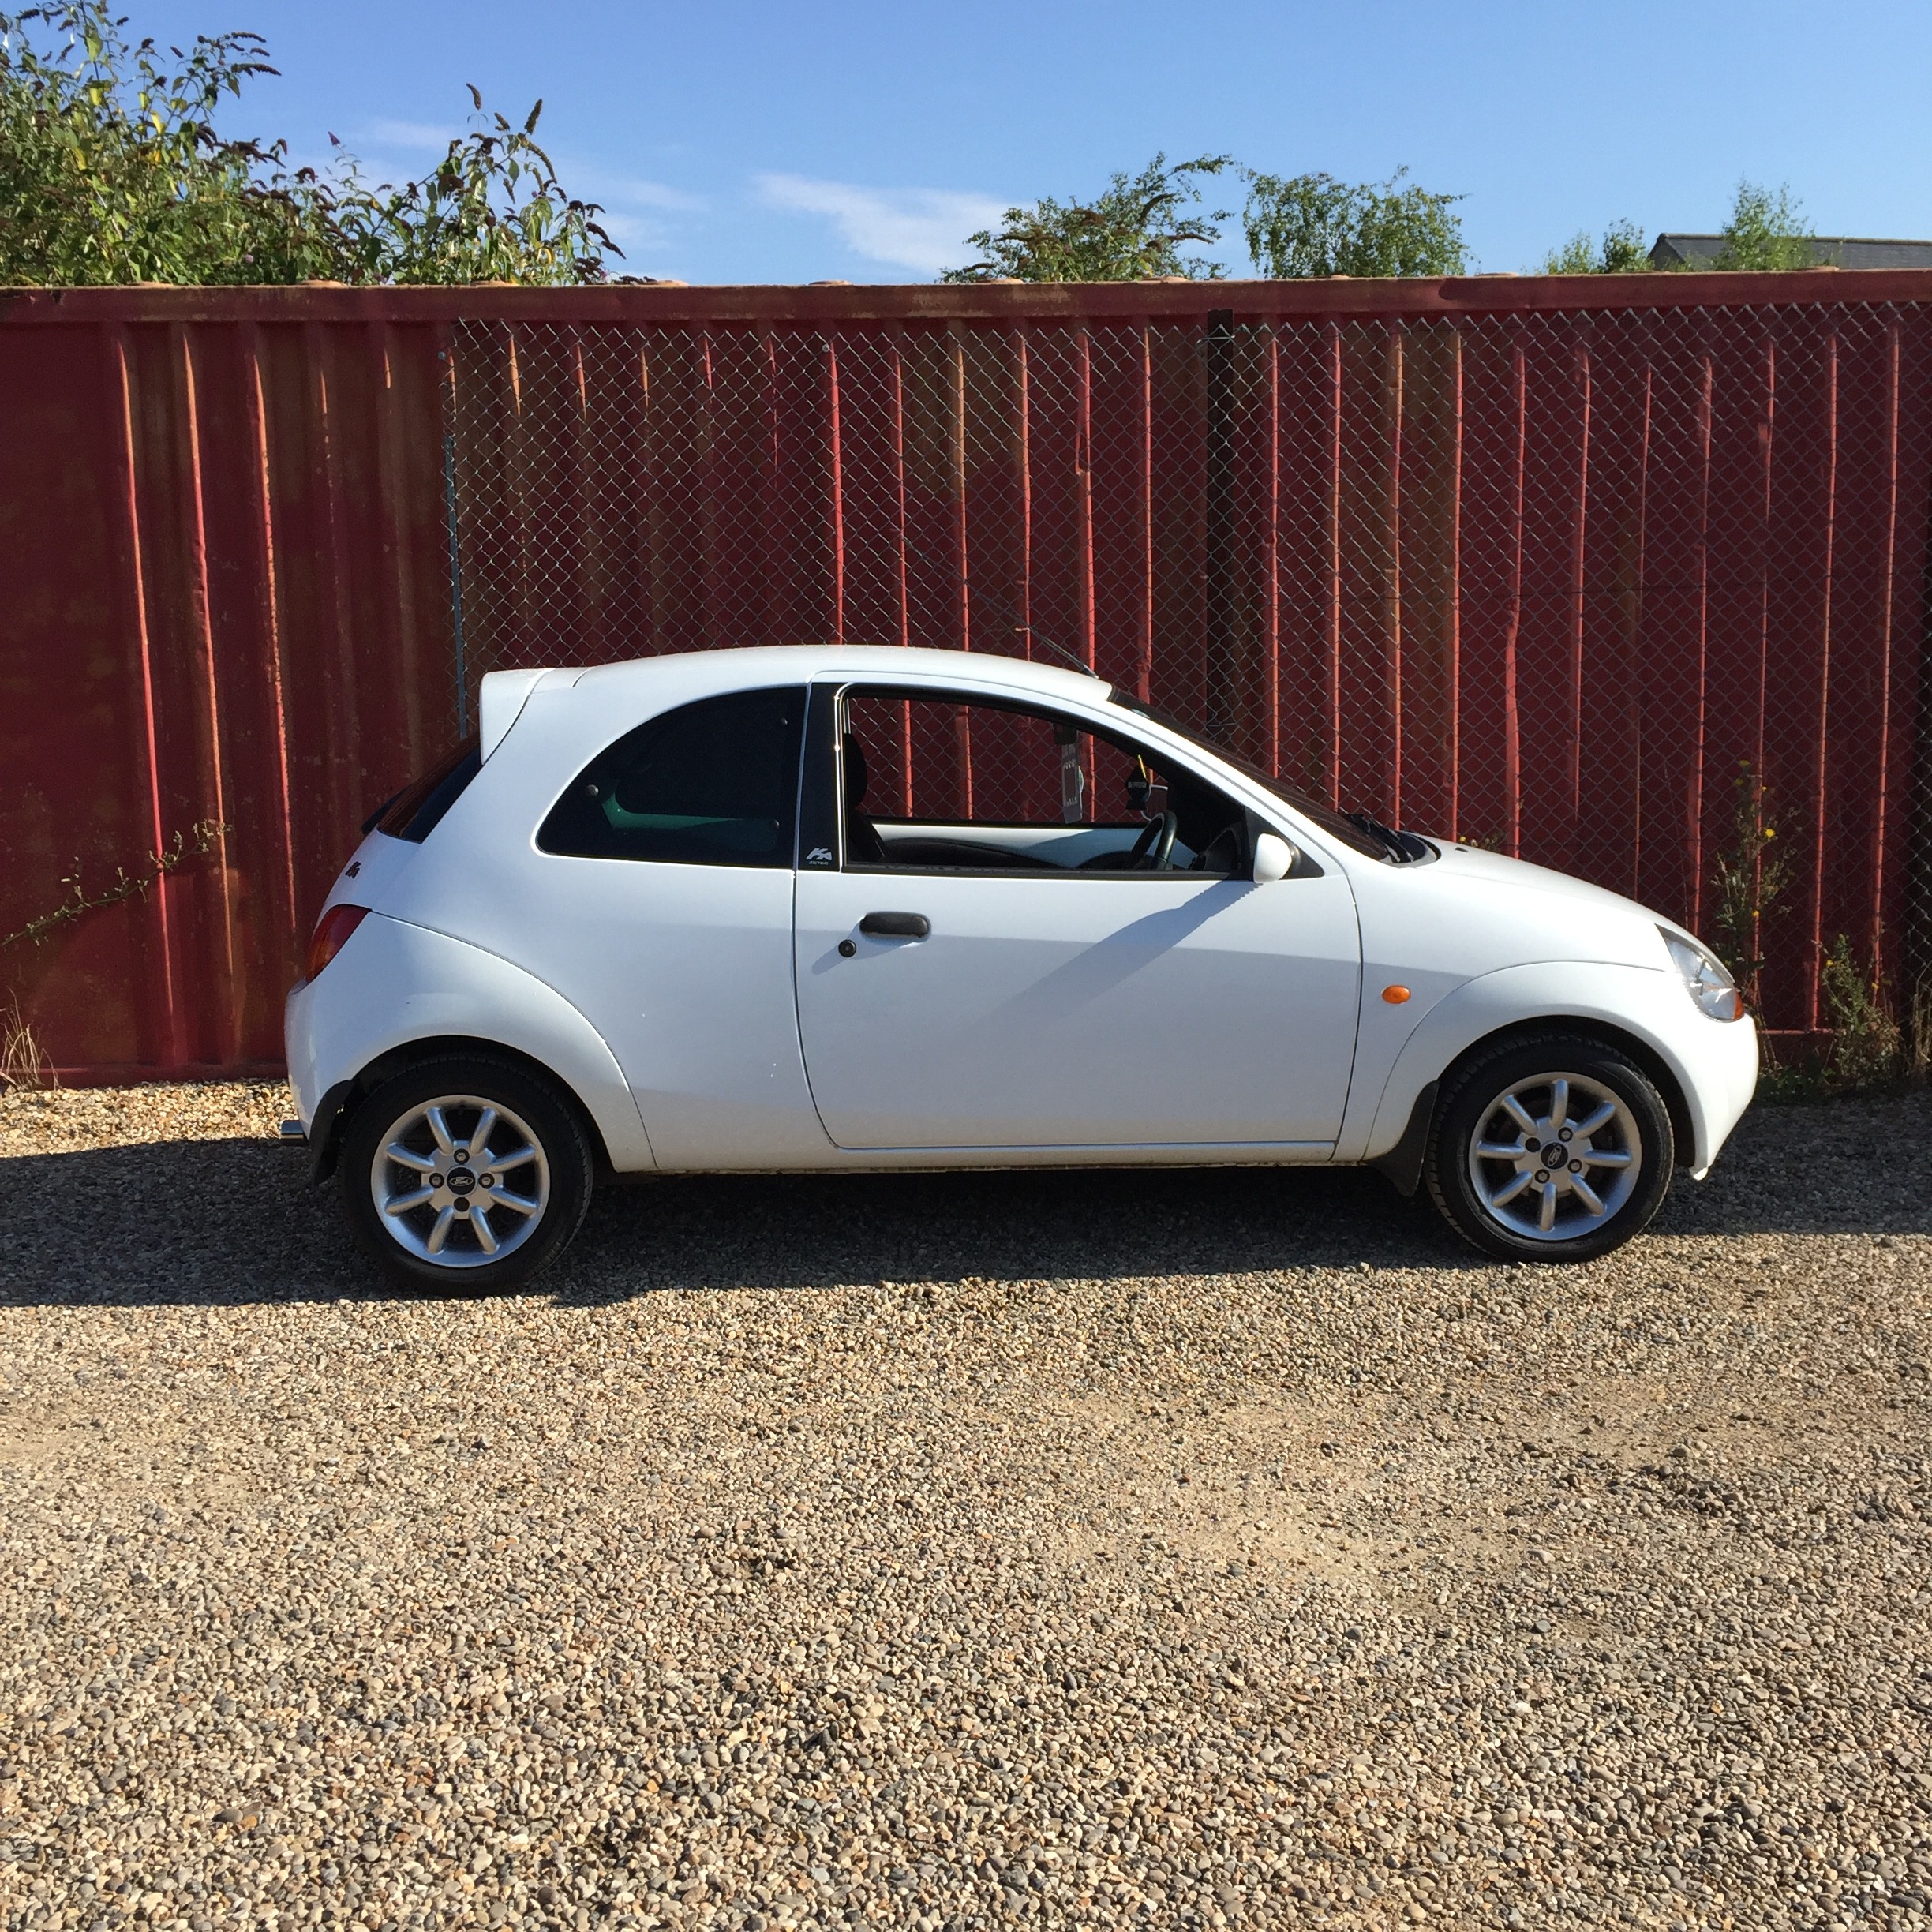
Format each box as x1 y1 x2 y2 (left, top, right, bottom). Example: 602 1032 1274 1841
1128 809 1179 871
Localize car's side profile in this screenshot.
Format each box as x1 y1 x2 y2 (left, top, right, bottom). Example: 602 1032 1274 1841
286 646 1758 1286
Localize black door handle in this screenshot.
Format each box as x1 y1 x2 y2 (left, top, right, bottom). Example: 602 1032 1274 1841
859 911 930 939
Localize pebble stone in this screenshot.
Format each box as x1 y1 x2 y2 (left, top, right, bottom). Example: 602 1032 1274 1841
0 1079 1928 1932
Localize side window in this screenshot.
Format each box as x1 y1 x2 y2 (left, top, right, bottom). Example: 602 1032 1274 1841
539 687 805 866
839 689 1249 875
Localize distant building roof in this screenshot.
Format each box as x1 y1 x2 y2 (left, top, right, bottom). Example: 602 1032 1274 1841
1649 233 1932 271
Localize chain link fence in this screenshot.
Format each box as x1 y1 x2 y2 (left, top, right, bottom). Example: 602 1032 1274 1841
445 303 1932 1036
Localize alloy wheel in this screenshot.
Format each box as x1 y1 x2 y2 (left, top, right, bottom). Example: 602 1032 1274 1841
1465 1071 1642 1244
369 1093 551 1268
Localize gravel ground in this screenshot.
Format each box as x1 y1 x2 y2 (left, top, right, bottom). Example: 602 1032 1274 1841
1 1081 1929 1932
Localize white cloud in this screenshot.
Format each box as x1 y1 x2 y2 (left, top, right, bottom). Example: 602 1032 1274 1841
756 174 1008 275
602 177 706 214
365 118 459 152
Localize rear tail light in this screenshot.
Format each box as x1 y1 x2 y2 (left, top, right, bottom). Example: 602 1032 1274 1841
306 904 370 982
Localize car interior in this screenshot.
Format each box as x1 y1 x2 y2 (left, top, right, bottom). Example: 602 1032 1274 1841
840 691 1250 875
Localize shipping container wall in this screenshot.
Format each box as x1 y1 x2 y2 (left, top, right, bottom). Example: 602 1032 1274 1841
3 279 1930 1077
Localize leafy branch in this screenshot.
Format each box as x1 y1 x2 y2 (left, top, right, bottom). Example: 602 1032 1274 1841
2 818 228 949
0 2 616 286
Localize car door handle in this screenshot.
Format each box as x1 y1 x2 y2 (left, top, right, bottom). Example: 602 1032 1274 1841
859 911 930 939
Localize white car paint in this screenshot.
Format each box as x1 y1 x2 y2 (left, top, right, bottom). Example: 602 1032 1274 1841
793 863 1361 1150
286 645 1758 1204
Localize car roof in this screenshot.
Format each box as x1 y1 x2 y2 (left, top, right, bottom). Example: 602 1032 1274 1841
523 644 1114 710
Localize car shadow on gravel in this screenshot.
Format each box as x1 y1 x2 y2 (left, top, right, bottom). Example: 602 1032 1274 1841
2 1087 1927 1308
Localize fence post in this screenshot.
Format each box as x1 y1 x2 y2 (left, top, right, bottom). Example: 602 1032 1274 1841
444 425 469 737
440 342 470 736
1203 307 1236 743
1904 462 1932 1070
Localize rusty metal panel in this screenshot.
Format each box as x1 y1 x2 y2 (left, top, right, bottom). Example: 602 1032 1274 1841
5 277 1932 1076
1 308 455 1078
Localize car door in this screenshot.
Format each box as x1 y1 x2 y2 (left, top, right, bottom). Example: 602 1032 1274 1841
792 683 1363 1151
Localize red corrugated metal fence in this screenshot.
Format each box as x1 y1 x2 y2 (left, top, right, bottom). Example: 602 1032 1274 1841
5 277 1931 1078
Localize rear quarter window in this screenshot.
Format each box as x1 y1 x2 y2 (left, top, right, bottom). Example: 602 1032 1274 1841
538 687 806 867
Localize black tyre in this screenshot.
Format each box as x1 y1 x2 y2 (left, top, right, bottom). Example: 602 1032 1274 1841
1425 1032 1674 1264
339 1054 593 1292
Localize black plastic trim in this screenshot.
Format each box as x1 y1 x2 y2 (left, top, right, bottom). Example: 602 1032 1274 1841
1368 1079 1439 1197
308 1079 355 1185
798 683 843 871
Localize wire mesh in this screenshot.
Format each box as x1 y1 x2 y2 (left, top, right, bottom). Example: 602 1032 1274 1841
446 304 1932 1032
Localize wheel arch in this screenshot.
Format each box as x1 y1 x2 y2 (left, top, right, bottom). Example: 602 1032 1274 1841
1368 1018 1693 1197
1356 964 1713 1185
310 1035 617 1183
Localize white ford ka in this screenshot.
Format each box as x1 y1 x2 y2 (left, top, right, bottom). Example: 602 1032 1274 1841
286 646 1758 1287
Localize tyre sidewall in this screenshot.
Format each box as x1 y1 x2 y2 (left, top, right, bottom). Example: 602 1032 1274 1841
1427 1035 1673 1264
339 1055 591 1292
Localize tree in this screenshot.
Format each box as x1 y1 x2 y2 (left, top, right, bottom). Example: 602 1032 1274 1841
1537 219 1651 275
0 1 616 285
1717 180 1818 271
1241 167 1466 278
942 153 1234 283
329 90 619 287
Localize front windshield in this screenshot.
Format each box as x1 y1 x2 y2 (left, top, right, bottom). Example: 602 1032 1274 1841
1106 691 1391 861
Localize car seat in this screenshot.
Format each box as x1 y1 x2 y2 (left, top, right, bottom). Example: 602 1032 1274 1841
842 733 888 865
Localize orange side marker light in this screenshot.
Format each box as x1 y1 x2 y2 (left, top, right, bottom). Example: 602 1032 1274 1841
1382 984 1411 1005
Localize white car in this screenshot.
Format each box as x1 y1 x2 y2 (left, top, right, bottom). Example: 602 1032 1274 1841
286 646 1757 1287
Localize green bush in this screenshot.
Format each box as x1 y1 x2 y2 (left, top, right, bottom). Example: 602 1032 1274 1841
943 154 1234 284
1242 167 1467 279
0 1 615 285
1537 219 1651 275
1717 181 1818 271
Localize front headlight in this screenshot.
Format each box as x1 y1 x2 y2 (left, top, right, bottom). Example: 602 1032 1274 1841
1661 927 1744 1020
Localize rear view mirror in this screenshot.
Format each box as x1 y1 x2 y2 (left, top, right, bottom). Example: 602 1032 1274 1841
1252 832 1295 882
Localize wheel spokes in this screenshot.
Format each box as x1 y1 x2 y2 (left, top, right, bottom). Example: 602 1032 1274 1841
1467 1069 1643 1242
369 1093 553 1269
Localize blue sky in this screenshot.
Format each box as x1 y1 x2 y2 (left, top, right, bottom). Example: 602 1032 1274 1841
127 0 1932 283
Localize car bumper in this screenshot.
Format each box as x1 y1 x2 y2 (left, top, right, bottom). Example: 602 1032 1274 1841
1679 1005 1759 1178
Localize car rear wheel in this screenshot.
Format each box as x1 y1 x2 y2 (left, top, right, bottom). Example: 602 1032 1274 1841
339 1054 592 1291
1425 1032 1674 1263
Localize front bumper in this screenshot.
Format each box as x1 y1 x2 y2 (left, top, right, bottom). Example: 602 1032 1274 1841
1680 1007 1759 1178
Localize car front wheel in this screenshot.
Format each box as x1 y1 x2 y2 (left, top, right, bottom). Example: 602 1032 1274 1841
339 1054 593 1290
1425 1032 1674 1263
